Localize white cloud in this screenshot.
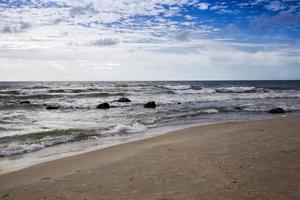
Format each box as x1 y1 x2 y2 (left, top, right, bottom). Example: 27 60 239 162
0 37 299 80
173 31 191 41
265 1 287 11
91 38 120 46
0 0 210 50
196 3 209 10
0 20 31 33
0 0 299 80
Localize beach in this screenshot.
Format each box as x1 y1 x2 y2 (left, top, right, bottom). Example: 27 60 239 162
1 0 300 199
0 116 299 200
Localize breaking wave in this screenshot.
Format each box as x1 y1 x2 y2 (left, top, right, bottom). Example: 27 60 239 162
158 84 192 90
103 123 147 135
215 87 269 93
48 88 99 93
157 85 272 94
0 122 147 156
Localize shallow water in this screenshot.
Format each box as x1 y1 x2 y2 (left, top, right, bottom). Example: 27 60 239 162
0 117 274 174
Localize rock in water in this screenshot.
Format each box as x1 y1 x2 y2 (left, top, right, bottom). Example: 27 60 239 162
144 101 156 108
117 97 131 103
46 105 60 110
235 106 243 110
19 100 30 104
97 103 110 109
268 108 285 114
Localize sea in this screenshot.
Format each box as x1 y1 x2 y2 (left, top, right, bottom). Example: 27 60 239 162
0 81 299 172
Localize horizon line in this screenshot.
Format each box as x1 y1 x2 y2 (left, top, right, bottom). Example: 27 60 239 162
0 79 299 82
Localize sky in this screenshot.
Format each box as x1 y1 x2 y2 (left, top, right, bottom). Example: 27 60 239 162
0 0 299 81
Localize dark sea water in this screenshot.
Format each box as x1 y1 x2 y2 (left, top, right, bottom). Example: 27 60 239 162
0 81 299 158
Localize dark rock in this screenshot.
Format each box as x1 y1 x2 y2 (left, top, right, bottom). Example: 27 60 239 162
19 100 30 104
97 103 110 109
234 106 243 110
117 97 131 103
268 108 285 114
144 101 156 108
46 105 60 110
177 102 181 105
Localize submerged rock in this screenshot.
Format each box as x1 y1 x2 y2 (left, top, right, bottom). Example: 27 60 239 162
268 108 285 114
144 101 156 109
117 97 131 103
46 105 60 110
19 100 30 104
97 103 110 109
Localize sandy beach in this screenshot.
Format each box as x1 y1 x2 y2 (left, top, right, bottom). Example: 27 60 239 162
0 116 299 200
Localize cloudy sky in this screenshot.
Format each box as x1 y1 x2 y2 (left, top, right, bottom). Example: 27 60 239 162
0 0 299 81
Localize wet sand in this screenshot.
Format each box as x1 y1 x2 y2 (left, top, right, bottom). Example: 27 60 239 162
0 116 299 200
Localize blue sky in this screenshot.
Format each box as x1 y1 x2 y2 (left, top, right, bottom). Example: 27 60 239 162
0 0 299 80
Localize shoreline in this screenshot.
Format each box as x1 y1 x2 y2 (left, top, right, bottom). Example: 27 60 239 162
0 116 299 199
0 115 274 174
0 122 201 174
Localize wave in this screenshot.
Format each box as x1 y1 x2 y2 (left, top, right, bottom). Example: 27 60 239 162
203 108 219 114
0 90 21 95
215 87 269 93
161 108 220 121
156 85 272 95
48 88 99 94
190 85 203 90
0 119 12 124
232 92 300 100
174 88 215 94
0 127 8 131
0 128 93 156
158 84 192 90
1 143 45 156
17 94 63 99
115 84 129 87
0 103 43 111
74 92 127 98
157 85 271 94
0 135 74 157
157 86 270 94
2 92 128 101
103 123 147 135
48 89 66 93
23 86 49 90
0 122 147 157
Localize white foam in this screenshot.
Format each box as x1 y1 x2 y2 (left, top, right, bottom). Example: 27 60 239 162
160 84 191 90
104 123 147 135
0 135 75 157
202 108 219 114
225 86 254 90
174 88 215 94
0 143 45 157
